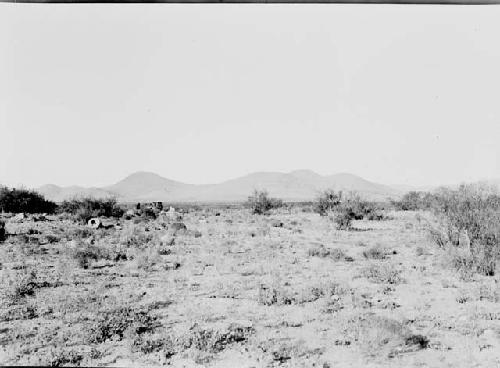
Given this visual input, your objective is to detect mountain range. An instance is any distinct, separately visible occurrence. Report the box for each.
[34,170,408,203]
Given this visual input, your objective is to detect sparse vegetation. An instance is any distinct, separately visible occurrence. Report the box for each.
[1,194,499,367]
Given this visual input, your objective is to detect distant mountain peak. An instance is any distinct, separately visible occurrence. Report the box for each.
[36,170,402,202]
[289,169,320,176]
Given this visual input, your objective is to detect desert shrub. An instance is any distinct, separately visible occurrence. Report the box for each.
[392,191,435,211]
[333,209,353,230]
[317,191,384,227]
[185,322,254,353]
[258,281,348,306]
[134,248,160,271]
[85,305,156,344]
[120,225,154,248]
[2,267,39,304]
[130,333,177,356]
[432,184,500,276]
[361,263,403,284]
[0,186,57,214]
[344,193,383,220]
[362,245,388,260]
[72,244,109,269]
[308,245,347,261]
[59,196,124,223]
[247,190,283,215]
[343,314,428,358]
[315,189,343,216]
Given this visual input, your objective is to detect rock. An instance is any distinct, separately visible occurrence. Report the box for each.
[12,213,25,222]
[87,218,102,229]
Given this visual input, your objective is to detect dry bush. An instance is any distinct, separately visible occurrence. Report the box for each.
[59,196,124,223]
[247,190,283,215]
[308,244,347,261]
[2,266,39,304]
[185,321,255,353]
[343,313,428,358]
[85,305,157,344]
[258,281,349,306]
[362,245,389,260]
[71,244,110,269]
[432,184,500,276]
[361,263,403,284]
[315,190,342,216]
[333,210,353,230]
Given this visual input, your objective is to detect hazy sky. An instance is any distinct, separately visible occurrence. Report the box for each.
[1,4,499,188]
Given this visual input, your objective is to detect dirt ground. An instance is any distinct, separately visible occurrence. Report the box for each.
[1,208,500,367]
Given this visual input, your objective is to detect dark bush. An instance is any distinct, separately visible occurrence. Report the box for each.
[0,187,57,214]
[392,191,435,211]
[59,196,124,223]
[247,190,283,215]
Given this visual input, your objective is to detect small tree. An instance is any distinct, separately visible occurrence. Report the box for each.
[247,190,283,215]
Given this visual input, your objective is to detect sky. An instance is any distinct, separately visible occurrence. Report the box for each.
[0,4,499,188]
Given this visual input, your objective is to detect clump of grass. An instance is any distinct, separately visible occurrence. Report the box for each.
[308,244,348,261]
[343,313,428,358]
[134,248,160,271]
[130,332,178,357]
[258,281,349,305]
[72,244,109,269]
[185,321,255,353]
[2,267,39,304]
[361,263,403,284]
[362,245,388,260]
[120,224,155,248]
